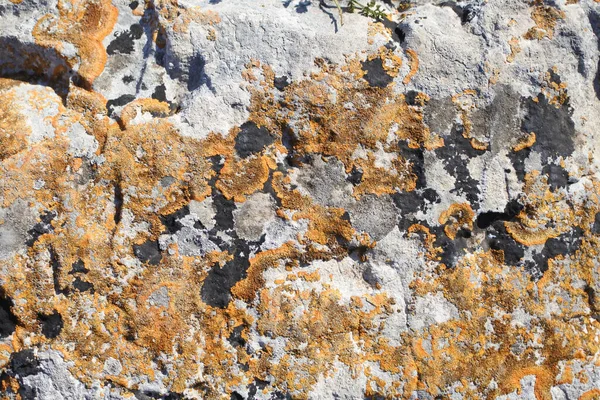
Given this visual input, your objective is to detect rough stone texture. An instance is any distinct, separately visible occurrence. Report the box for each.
[1,0,600,398]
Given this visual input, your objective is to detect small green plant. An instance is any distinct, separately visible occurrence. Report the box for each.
[332,0,389,25]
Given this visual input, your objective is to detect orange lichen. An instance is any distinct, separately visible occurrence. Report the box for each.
[438,203,475,240]
[507,37,522,63]
[512,132,536,152]
[403,49,419,85]
[32,0,119,85]
[524,4,565,40]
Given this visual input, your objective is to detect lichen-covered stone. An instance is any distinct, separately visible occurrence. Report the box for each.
[1,0,600,399]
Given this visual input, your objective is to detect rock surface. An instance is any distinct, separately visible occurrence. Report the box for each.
[1,0,600,398]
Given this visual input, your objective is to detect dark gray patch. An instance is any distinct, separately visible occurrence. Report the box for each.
[472,85,521,155]
[235,121,276,159]
[542,164,569,191]
[532,227,583,276]
[200,238,251,308]
[122,75,135,84]
[0,36,86,98]
[129,1,139,9]
[521,94,575,161]
[593,212,600,234]
[485,221,525,266]
[10,349,40,377]
[38,311,63,339]
[434,125,486,208]
[273,76,290,91]
[361,57,393,88]
[295,0,311,13]
[160,205,190,234]
[69,259,89,274]
[106,94,136,115]
[72,277,94,293]
[228,325,246,348]
[476,199,523,229]
[107,24,144,55]
[346,166,363,185]
[588,11,600,100]
[113,182,123,226]
[133,240,162,265]
[508,146,530,182]
[25,211,56,247]
[424,97,456,136]
[399,140,426,189]
[0,289,17,339]
[49,247,67,295]
[151,83,167,103]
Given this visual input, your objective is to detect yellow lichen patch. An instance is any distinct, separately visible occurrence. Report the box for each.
[0,85,31,160]
[581,389,600,400]
[542,67,570,107]
[512,132,536,152]
[438,203,475,240]
[216,154,273,202]
[403,49,419,85]
[231,243,299,303]
[353,154,417,198]
[507,37,522,63]
[524,4,565,40]
[245,55,442,181]
[250,282,400,398]
[32,0,118,85]
[505,171,573,246]
[401,248,600,399]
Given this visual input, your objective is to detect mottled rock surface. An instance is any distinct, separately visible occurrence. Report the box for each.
[1,0,600,398]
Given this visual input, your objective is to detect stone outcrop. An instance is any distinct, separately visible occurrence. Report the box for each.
[1,0,600,398]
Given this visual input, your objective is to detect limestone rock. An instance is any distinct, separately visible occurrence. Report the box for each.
[1,0,600,398]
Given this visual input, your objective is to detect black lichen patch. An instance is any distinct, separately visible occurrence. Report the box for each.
[434,126,486,208]
[346,166,363,186]
[10,349,40,377]
[532,227,583,276]
[228,325,246,348]
[542,164,569,191]
[361,57,393,88]
[133,240,162,265]
[129,1,139,9]
[508,146,530,182]
[521,94,575,161]
[107,23,144,55]
[274,76,290,91]
[69,259,89,274]
[122,75,135,84]
[588,11,600,101]
[151,83,167,103]
[107,94,136,115]
[200,238,251,308]
[399,140,426,189]
[0,289,17,339]
[25,210,56,247]
[38,311,63,339]
[485,222,525,267]
[476,200,523,229]
[235,121,276,159]
[160,205,190,234]
[73,277,94,293]
[592,212,600,235]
